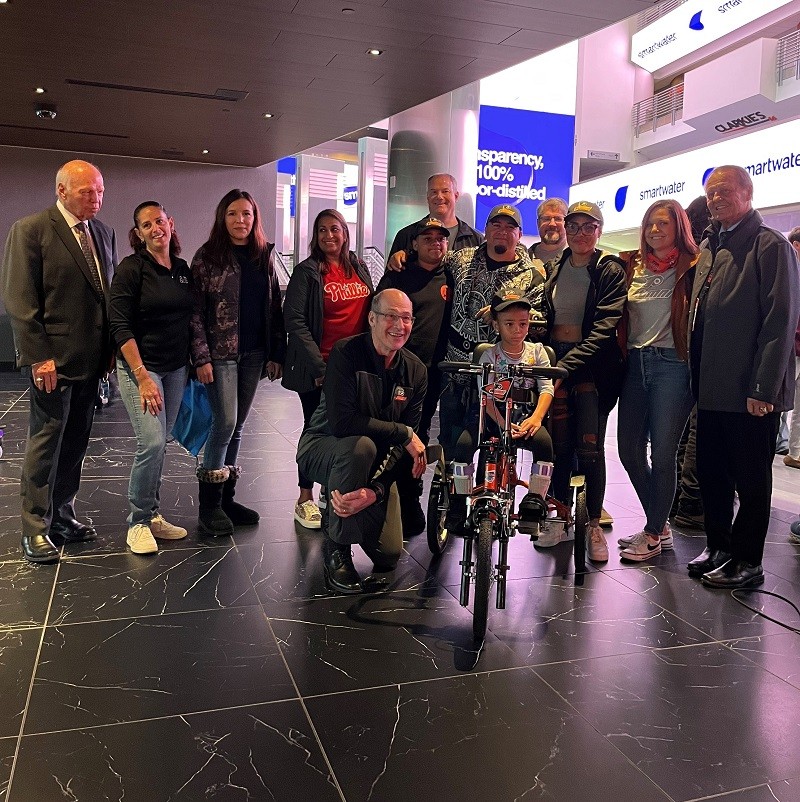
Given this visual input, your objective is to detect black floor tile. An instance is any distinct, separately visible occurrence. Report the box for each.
[12,701,341,802]
[24,607,295,734]
[267,588,523,696]
[701,778,800,801]
[0,628,40,738]
[0,561,55,629]
[449,570,712,665]
[305,670,672,802]
[0,737,13,800]
[607,565,797,640]
[535,643,800,801]
[49,547,260,625]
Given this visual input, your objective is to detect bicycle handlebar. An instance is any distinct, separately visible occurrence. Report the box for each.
[438,360,568,380]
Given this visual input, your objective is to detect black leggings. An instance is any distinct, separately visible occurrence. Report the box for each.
[297,387,323,490]
[548,346,609,519]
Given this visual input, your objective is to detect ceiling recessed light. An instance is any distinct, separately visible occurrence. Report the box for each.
[35,87,46,94]
[263,112,274,119]
[367,48,382,56]
[342,7,354,13]
[202,149,209,154]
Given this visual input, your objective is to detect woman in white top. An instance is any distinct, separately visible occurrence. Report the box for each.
[616,199,698,562]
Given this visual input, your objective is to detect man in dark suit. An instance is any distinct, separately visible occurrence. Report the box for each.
[1,160,117,563]
[687,165,800,588]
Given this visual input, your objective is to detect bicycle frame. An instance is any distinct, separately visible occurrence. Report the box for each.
[460,361,522,611]
[438,356,569,642]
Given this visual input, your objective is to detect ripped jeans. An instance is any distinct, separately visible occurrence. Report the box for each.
[548,341,609,520]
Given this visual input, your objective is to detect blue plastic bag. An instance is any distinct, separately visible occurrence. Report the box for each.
[171,379,212,457]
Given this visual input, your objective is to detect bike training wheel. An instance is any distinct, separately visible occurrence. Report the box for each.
[427,453,451,555]
[573,479,588,573]
[473,516,494,643]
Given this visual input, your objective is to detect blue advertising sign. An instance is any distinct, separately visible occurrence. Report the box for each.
[276,157,297,217]
[476,105,575,232]
[343,186,358,206]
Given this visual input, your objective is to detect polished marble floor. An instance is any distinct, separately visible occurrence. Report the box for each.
[0,374,799,801]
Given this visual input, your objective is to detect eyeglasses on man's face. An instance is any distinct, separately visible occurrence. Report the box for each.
[374,311,415,326]
[565,221,600,236]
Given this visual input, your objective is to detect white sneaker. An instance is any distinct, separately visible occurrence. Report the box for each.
[618,524,673,550]
[127,524,158,554]
[294,500,322,529]
[150,513,187,540]
[587,525,608,562]
[534,520,573,548]
[620,531,662,562]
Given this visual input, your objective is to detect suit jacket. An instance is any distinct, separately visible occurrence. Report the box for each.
[688,208,800,413]
[1,205,117,381]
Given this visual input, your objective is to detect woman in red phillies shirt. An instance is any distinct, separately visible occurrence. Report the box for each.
[283,209,373,528]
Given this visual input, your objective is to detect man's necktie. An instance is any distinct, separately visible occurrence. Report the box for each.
[75,222,104,296]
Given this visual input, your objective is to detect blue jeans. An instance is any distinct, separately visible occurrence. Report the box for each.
[203,351,264,469]
[617,347,693,535]
[118,362,187,526]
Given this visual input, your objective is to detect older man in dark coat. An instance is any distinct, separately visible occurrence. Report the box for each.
[687,165,800,587]
[1,160,117,563]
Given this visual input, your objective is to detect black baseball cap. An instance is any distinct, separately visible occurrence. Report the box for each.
[487,204,522,228]
[414,217,450,237]
[565,201,603,226]
[490,289,531,314]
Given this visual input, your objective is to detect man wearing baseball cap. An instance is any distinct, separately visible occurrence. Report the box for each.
[437,202,543,533]
[376,218,454,534]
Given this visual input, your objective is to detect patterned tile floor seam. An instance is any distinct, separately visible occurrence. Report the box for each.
[6,557,62,796]
[263,615,348,802]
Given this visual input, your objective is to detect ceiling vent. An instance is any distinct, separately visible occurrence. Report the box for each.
[66,79,248,102]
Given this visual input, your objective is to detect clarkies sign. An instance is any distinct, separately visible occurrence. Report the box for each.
[714,112,777,135]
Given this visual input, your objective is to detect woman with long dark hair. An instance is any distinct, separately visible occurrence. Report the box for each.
[110,202,193,554]
[190,189,286,535]
[616,199,698,561]
[283,209,372,528]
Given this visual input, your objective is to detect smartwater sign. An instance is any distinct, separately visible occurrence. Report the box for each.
[570,117,800,232]
[476,105,574,232]
[630,0,793,73]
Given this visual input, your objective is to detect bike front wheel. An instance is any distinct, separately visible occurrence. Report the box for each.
[473,516,494,643]
[427,452,451,555]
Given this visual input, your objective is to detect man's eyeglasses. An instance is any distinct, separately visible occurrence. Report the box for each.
[565,221,600,236]
[539,215,565,224]
[375,311,415,326]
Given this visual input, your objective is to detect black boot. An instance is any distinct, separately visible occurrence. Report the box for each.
[197,467,234,536]
[322,538,362,595]
[222,465,259,526]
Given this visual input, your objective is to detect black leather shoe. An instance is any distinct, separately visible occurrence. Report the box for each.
[701,560,764,588]
[49,518,97,543]
[687,547,731,577]
[21,534,59,564]
[400,499,426,537]
[322,540,363,595]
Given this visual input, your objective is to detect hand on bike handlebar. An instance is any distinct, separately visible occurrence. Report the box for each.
[405,432,427,478]
[512,416,542,439]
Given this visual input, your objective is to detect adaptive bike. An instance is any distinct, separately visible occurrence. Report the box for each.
[430,357,588,643]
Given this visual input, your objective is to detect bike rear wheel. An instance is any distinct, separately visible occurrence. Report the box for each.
[473,516,494,643]
[426,452,451,555]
